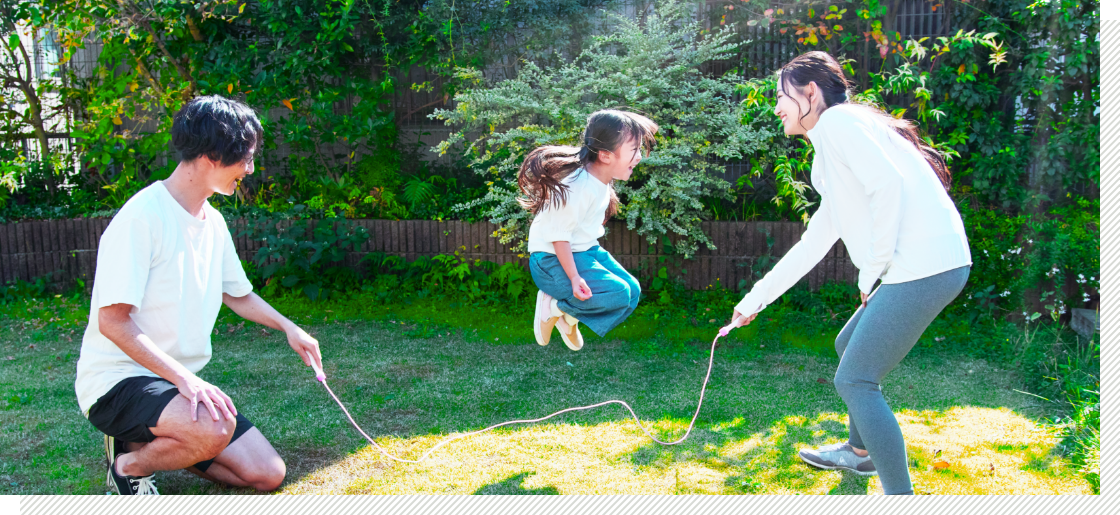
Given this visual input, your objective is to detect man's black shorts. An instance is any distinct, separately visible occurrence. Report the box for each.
[86,376,254,473]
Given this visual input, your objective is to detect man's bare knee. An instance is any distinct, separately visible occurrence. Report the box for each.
[186,415,237,459]
[245,457,286,491]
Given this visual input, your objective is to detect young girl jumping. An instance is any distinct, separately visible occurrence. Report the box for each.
[520,109,657,351]
[727,52,971,495]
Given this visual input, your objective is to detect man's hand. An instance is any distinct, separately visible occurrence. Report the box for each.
[571,276,592,301]
[730,309,758,328]
[860,291,869,308]
[173,372,237,422]
[222,293,324,375]
[286,325,323,373]
[98,303,235,422]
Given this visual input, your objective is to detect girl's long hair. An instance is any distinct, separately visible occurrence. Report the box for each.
[518,109,658,219]
[779,51,952,191]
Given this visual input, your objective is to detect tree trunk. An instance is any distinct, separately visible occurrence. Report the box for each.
[11,28,57,197]
[880,0,905,37]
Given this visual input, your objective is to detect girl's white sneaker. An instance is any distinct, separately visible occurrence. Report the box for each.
[534,290,558,346]
[555,312,583,351]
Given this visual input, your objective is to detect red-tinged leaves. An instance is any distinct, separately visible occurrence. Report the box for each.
[933,460,950,470]
[227,83,233,94]
[816,378,828,384]
[282,98,294,111]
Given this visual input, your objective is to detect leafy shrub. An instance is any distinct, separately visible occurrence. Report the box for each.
[433,0,774,257]
[360,249,533,306]
[239,208,369,300]
[1061,389,1100,493]
[1004,321,1099,491]
[0,276,50,305]
[954,196,1099,324]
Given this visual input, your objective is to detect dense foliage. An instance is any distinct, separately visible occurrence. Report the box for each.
[434,0,774,258]
[0,0,1100,309]
[0,0,1100,492]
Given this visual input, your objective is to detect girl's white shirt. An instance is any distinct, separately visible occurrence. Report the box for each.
[527,168,611,254]
[736,104,971,317]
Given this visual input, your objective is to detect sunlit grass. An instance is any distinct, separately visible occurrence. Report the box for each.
[0,295,1093,495]
[274,406,1089,495]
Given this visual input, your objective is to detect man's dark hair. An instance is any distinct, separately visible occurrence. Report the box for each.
[171,95,263,166]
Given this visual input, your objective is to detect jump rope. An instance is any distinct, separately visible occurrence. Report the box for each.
[307,325,736,464]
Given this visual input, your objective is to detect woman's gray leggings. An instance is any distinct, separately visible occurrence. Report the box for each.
[834,266,970,495]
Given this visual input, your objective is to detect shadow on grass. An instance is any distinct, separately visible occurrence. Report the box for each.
[472,472,559,495]
[27,318,1060,494]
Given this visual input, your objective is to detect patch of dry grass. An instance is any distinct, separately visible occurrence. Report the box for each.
[0,312,1092,495]
[276,406,1088,495]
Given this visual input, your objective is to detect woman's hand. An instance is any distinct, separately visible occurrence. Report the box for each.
[571,276,593,301]
[860,292,868,308]
[730,309,758,328]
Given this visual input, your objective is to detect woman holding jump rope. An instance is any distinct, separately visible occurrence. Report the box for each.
[727,52,971,495]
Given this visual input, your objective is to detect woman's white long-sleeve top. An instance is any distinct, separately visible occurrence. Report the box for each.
[735,104,972,317]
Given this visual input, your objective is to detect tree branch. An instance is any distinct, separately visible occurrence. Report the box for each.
[128,1,196,97]
[128,47,162,92]
[401,94,449,122]
[15,24,34,83]
[1,34,27,84]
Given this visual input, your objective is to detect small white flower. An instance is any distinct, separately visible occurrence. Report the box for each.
[1090,276,1095,281]
[1079,274,1085,279]
[1028,239,1033,244]
[1001,290,1010,297]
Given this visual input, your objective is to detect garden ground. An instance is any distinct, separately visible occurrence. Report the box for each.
[0,296,1093,495]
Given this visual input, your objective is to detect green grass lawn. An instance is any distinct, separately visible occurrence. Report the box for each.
[0,295,1093,495]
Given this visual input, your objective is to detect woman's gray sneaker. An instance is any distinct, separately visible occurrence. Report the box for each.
[798,442,877,476]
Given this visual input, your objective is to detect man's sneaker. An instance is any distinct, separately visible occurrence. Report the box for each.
[798,442,877,476]
[104,434,122,469]
[534,290,559,346]
[107,451,160,495]
[555,313,584,351]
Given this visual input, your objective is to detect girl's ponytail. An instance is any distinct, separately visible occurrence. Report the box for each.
[517,145,586,215]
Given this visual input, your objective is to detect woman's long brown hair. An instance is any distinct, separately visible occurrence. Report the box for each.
[779,51,952,191]
[518,109,658,220]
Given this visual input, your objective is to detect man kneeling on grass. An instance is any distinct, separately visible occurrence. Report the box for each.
[74,96,324,495]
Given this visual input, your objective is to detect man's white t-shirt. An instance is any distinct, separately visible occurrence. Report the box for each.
[526,169,611,254]
[75,181,254,414]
